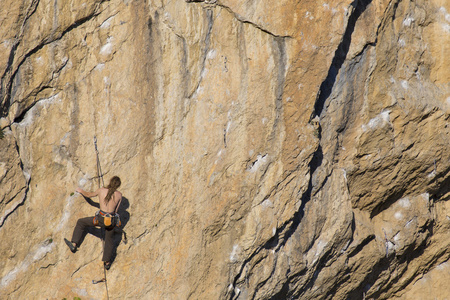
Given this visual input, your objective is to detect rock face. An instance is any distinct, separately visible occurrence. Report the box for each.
[1,0,449,299]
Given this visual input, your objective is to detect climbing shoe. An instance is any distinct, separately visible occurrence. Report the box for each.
[64,238,77,253]
[104,261,112,270]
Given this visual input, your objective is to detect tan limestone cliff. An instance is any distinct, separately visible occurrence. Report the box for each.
[0,0,449,299]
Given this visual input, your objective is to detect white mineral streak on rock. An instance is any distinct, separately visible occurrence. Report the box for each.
[362,110,391,131]
[230,244,240,262]
[56,193,77,231]
[1,1,449,299]
[399,197,411,208]
[402,16,414,27]
[248,154,268,173]
[1,241,54,289]
[100,37,113,55]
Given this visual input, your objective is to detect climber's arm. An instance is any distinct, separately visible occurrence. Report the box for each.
[76,187,99,198]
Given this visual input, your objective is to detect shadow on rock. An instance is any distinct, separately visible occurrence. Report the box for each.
[110,196,131,265]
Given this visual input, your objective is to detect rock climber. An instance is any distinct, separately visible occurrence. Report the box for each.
[64,176,122,270]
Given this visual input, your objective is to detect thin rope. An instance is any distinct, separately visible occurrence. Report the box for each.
[103,237,110,300]
[94,136,105,187]
[94,136,109,300]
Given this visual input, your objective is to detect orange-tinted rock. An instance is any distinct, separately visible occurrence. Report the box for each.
[0,0,449,299]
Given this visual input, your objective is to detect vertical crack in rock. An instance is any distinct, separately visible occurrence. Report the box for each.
[227,31,288,300]
[0,0,40,117]
[0,89,61,229]
[312,0,400,214]
[311,0,373,120]
[279,0,374,262]
[285,0,374,297]
[229,1,377,298]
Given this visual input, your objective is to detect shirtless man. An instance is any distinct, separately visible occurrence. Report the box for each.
[65,176,122,270]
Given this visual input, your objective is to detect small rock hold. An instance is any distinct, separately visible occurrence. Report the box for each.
[186,0,217,3]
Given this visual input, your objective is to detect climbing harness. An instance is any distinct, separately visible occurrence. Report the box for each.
[93,210,120,228]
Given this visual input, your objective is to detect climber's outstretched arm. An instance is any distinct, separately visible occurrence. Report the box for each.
[76,187,99,198]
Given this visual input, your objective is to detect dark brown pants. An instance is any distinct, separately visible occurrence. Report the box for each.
[71,216,114,262]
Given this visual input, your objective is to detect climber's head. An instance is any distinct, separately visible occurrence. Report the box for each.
[105,176,121,202]
[108,176,121,190]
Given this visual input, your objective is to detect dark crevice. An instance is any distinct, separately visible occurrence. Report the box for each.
[390,0,401,23]
[370,188,407,218]
[11,86,55,124]
[1,0,40,80]
[348,227,431,299]
[283,245,337,300]
[427,166,450,201]
[243,2,377,298]
[228,144,323,300]
[38,263,57,270]
[0,186,27,228]
[324,273,354,299]
[262,0,374,297]
[269,269,308,300]
[228,246,263,299]
[0,0,40,117]
[53,57,69,77]
[310,0,373,121]
[216,4,292,39]
[0,139,30,228]
[203,0,377,298]
[239,20,290,38]
[262,144,324,254]
[300,249,335,297]
[348,234,376,257]
[270,280,291,300]
[278,145,323,248]
[1,4,103,118]
[2,42,20,88]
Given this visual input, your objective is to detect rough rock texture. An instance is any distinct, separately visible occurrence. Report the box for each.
[0,0,449,299]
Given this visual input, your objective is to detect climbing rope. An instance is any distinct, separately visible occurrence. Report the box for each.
[94,136,105,188]
[94,136,109,300]
[103,256,110,300]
